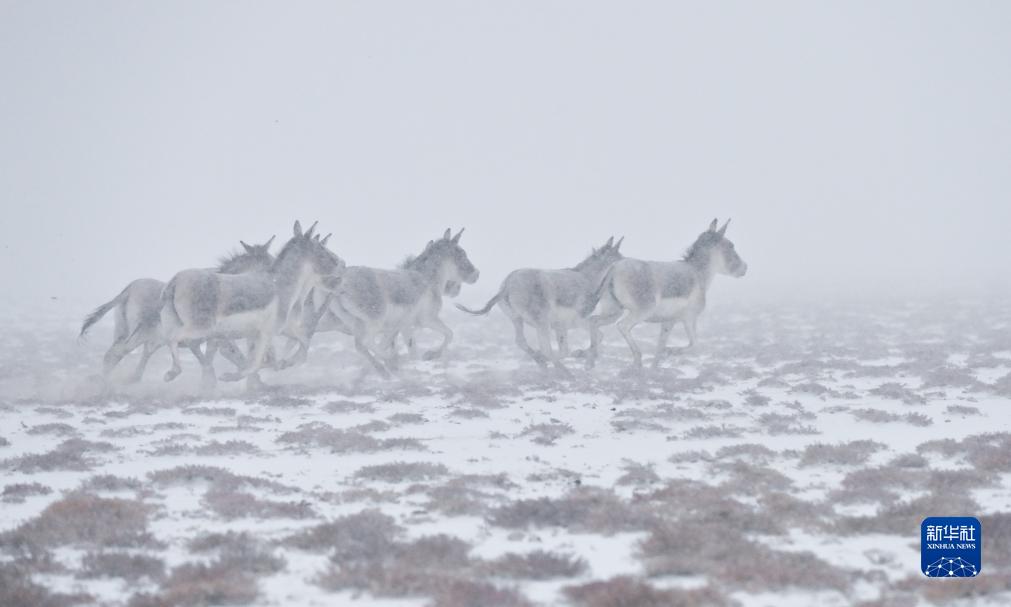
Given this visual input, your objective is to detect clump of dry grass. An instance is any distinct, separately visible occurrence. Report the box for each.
[946,404,981,416]
[616,461,660,486]
[0,492,154,555]
[147,465,295,494]
[317,533,530,607]
[520,421,574,445]
[188,531,286,575]
[193,440,262,456]
[683,424,744,439]
[27,422,78,436]
[758,412,818,435]
[800,440,886,466]
[128,559,259,607]
[78,552,165,581]
[0,561,92,607]
[205,487,315,520]
[284,510,401,557]
[917,432,1011,471]
[870,382,926,405]
[482,550,587,580]
[564,576,730,607]
[388,412,426,425]
[3,438,117,473]
[850,408,932,426]
[354,461,449,483]
[421,473,515,516]
[0,435,8,447]
[641,520,848,591]
[2,482,52,503]
[639,479,780,535]
[277,422,425,452]
[489,487,655,533]
[182,405,236,417]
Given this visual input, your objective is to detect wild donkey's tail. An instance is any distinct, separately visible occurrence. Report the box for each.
[582,266,616,317]
[455,291,503,316]
[79,287,129,338]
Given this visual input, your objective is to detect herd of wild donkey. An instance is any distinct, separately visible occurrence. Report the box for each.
[80,218,747,388]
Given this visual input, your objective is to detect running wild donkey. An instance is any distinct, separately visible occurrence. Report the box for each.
[79,237,276,383]
[329,228,479,378]
[457,236,624,374]
[587,219,747,369]
[160,221,345,389]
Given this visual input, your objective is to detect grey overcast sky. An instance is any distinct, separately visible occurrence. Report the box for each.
[1,1,1009,307]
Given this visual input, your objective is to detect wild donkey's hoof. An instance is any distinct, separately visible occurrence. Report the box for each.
[219,372,244,382]
[163,368,181,382]
[571,349,588,359]
[422,350,442,361]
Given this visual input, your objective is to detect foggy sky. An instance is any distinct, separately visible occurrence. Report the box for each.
[2,1,1009,309]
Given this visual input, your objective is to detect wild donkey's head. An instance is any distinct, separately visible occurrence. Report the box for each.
[276,220,346,290]
[684,218,747,278]
[575,236,624,275]
[411,228,479,292]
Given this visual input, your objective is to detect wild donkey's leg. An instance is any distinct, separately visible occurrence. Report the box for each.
[201,340,218,390]
[127,342,161,383]
[421,317,453,361]
[354,329,391,379]
[584,311,621,369]
[616,311,646,368]
[537,323,571,376]
[217,339,248,370]
[164,339,184,382]
[502,305,545,367]
[556,328,570,358]
[683,317,698,348]
[652,321,674,369]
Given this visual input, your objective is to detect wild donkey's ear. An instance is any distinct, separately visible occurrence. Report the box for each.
[708,218,719,232]
[321,233,332,246]
[717,218,730,237]
[452,228,464,243]
[293,220,303,237]
[443,228,452,240]
[264,235,276,248]
[240,240,254,253]
[605,236,614,248]
[305,221,319,238]
[615,236,624,251]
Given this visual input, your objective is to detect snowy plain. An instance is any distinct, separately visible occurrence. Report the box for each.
[2,294,1011,606]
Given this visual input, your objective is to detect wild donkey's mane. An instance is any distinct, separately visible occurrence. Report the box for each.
[217,248,273,273]
[682,231,720,265]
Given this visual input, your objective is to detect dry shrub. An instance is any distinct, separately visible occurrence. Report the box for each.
[27,422,78,436]
[193,440,262,456]
[79,552,165,581]
[354,461,449,483]
[0,492,153,555]
[564,576,729,607]
[129,560,258,607]
[3,438,117,472]
[80,474,144,493]
[147,465,294,494]
[683,424,744,439]
[422,473,515,517]
[758,412,818,435]
[800,440,886,466]
[0,561,92,607]
[641,520,848,591]
[277,422,424,452]
[482,550,586,580]
[715,443,780,463]
[285,510,401,556]
[639,479,780,535]
[616,461,660,486]
[520,422,574,445]
[203,487,315,520]
[318,533,530,607]
[488,487,654,533]
[2,482,52,503]
[188,531,285,575]
[870,382,926,405]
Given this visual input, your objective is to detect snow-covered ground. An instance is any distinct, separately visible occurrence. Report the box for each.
[2,295,1011,606]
